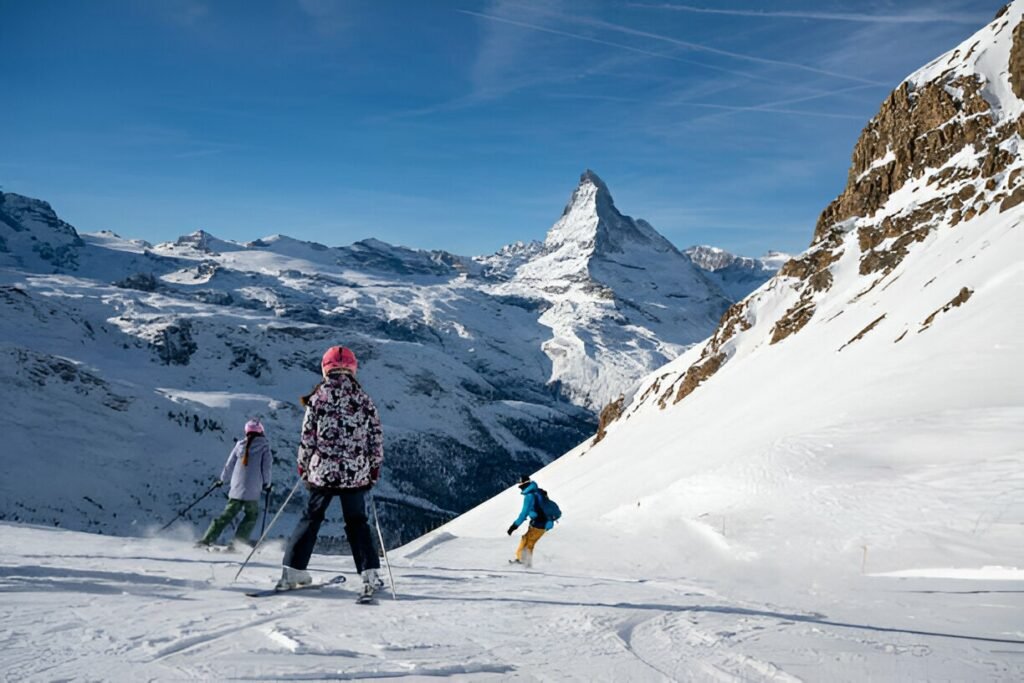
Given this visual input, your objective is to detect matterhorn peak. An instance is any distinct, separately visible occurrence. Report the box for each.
[557,169,615,222]
[545,170,676,257]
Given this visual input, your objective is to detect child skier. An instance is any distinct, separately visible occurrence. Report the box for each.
[197,419,272,549]
[277,345,385,601]
[507,475,559,567]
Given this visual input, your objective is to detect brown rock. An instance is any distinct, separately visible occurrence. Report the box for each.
[672,353,726,404]
[1001,185,1024,212]
[838,314,887,351]
[920,287,974,331]
[593,395,625,444]
[1011,15,1024,100]
[770,295,816,345]
[707,300,752,352]
[813,76,993,245]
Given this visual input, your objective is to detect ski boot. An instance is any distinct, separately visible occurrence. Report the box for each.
[362,568,385,589]
[275,566,313,591]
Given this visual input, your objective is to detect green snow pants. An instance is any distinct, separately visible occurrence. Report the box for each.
[200,498,259,545]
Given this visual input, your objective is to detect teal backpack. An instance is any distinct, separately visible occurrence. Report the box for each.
[536,489,562,524]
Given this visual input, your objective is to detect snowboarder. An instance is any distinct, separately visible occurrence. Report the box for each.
[277,345,385,601]
[507,475,560,567]
[196,419,273,549]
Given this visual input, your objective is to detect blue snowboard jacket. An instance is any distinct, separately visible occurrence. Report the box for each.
[513,482,554,530]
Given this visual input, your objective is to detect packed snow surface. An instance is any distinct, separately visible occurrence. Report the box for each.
[1,519,1021,681]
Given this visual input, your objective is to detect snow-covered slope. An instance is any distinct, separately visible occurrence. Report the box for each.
[0,173,746,544]
[685,245,790,300]
[411,3,1024,676]
[450,0,1024,587]
[2,521,1021,680]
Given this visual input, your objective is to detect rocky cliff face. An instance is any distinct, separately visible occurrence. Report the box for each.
[0,193,84,269]
[612,1,1024,417]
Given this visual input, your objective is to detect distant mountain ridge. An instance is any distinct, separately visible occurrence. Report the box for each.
[0,172,773,544]
[684,245,789,301]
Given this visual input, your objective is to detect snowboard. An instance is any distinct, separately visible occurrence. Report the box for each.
[245,574,346,598]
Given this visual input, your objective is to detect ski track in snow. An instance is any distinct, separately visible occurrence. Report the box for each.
[1,524,1022,681]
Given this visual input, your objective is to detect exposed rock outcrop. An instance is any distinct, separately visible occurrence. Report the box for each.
[1011,14,1024,99]
[593,395,625,445]
[642,3,1024,409]
[920,287,974,331]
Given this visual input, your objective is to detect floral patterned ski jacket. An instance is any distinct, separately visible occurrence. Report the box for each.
[297,372,384,490]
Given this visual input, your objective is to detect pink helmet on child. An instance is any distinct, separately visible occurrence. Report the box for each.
[321,346,358,377]
[244,419,264,435]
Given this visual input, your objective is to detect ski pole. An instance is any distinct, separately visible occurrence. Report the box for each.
[234,478,302,582]
[370,494,397,600]
[260,486,272,537]
[159,481,221,532]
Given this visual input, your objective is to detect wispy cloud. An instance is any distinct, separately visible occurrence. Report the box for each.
[375,48,636,121]
[117,124,243,160]
[682,83,881,123]
[628,4,989,25]
[425,6,893,129]
[458,9,817,86]
[564,14,887,86]
[544,93,643,103]
[297,0,349,36]
[682,103,864,120]
[154,0,209,28]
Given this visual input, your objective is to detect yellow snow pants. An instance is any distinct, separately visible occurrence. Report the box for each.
[515,526,546,560]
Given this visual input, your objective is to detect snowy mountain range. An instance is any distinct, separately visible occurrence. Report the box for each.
[684,244,790,300]
[2,4,1023,680]
[0,171,767,544]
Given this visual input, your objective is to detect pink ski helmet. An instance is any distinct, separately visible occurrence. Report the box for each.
[244,419,264,435]
[321,345,358,377]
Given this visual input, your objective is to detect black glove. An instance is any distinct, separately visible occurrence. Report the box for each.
[507,523,518,536]
[214,480,224,488]
[263,483,272,493]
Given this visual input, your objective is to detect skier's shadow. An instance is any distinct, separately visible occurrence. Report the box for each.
[391,593,1024,646]
[0,565,206,600]
[20,553,278,570]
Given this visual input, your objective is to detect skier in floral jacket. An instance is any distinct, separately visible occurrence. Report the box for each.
[278,346,385,599]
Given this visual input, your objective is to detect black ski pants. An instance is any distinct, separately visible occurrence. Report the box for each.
[283,485,380,573]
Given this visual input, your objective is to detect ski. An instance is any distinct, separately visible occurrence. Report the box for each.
[245,574,346,598]
[206,544,238,553]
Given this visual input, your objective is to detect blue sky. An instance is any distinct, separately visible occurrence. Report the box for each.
[0,0,998,257]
